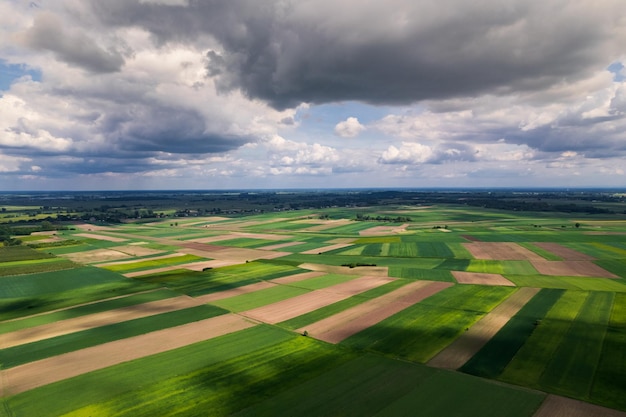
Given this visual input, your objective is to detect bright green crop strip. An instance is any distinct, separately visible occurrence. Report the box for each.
[466,259,505,274]
[0,304,228,368]
[499,290,588,386]
[102,254,206,272]
[5,325,297,417]
[211,285,310,312]
[0,289,176,334]
[280,280,409,330]
[289,273,357,290]
[342,286,515,363]
[591,293,626,411]
[538,291,614,399]
[460,288,564,379]
[388,267,455,282]
[375,370,544,417]
[0,257,65,267]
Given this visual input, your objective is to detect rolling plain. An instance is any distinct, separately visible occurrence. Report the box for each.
[2,191,626,416]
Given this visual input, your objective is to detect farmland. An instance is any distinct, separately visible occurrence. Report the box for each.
[1,189,626,416]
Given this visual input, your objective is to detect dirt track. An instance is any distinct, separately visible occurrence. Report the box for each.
[3,314,255,395]
[427,287,539,369]
[298,280,453,343]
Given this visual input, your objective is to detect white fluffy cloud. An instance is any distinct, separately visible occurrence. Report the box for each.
[334,117,365,138]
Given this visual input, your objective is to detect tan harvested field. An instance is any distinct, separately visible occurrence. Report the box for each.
[0,296,203,349]
[194,281,278,303]
[532,242,595,260]
[242,276,396,324]
[269,271,327,284]
[427,287,540,369]
[258,241,305,250]
[60,248,132,263]
[4,314,255,396]
[297,219,353,232]
[299,262,389,276]
[73,233,128,242]
[463,242,545,260]
[451,271,515,286]
[530,260,619,278]
[533,395,626,417]
[359,224,410,236]
[298,281,453,344]
[72,223,118,232]
[301,243,354,254]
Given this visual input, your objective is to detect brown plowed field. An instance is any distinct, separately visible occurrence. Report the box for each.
[194,281,277,303]
[463,242,545,260]
[297,281,453,344]
[451,271,515,286]
[299,263,389,276]
[427,287,539,369]
[4,314,255,396]
[530,260,619,278]
[533,395,626,417]
[532,242,595,260]
[1,296,203,349]
[242,276,395,324]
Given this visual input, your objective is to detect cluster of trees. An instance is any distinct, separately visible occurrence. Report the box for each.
[354,214,412,222]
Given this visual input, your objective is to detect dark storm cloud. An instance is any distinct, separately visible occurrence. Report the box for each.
[88,0,623,109]
[21,12,124,73]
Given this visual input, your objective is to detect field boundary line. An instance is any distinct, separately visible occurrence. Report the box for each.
[4,314,256,396]
[427,287,540,370]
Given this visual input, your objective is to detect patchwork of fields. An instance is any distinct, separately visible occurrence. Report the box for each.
[2,205,626,416]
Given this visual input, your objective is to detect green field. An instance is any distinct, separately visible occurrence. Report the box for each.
[3,200,626,415]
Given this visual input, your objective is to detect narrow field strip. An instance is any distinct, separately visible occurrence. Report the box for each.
[258,241,306,251]
[0,288,174,333]
[1,296,204,349]
[96,252,182,267]
[194,281,277,303]
[269,271,327,284]
[242,276,396,324]
[73,233,127,242]
[533,394,626,417]
[299,262,389,276]
[463,242,545,260]
[3,314,255,396]
[451,270,515,286]
[300,243,354,254]
[298,281,453,344]
[427,287,540,369]
[533,242,595,261]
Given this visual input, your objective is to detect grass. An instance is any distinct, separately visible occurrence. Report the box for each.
[280,280,410,330]
[101,254,207,273]
[459,288,564,379]
[210,285,311,312]
[6,327,353,417]
[0,288,177,334]
[287,273,358,290]
[342,285,515,363]
[388,267,455,282]
[0,246,56,262]
[0,304,228,368]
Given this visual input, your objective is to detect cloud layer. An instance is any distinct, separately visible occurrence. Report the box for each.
[0,0,625,189]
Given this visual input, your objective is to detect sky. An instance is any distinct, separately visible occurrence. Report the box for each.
[1,0,625,191]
